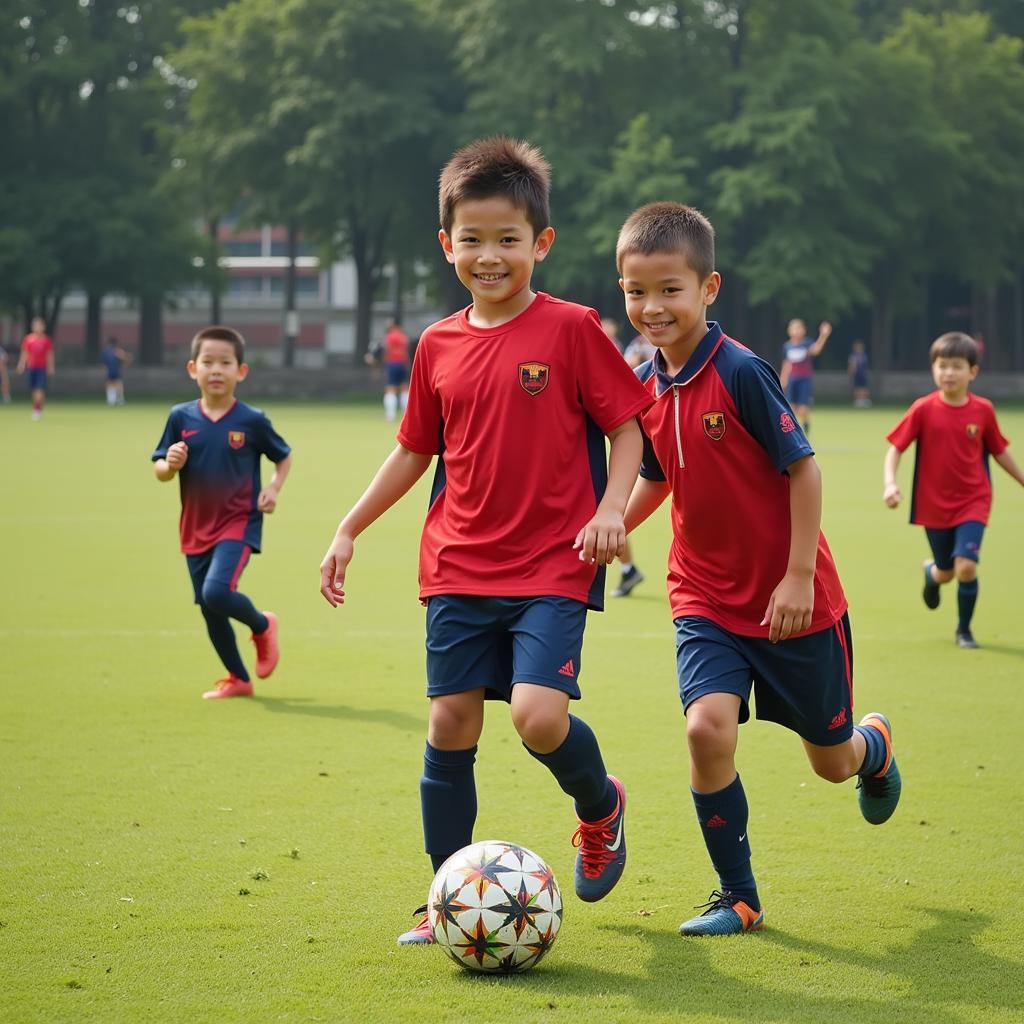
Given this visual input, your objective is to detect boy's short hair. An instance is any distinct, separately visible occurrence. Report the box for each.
[439,136,551,238]
[191,325,246,362]
[929,331,978,366]
[616,202,715,279]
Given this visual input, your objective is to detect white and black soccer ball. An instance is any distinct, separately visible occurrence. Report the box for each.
[427,840,563,974]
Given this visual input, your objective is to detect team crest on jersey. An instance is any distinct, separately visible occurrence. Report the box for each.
[702,411,726,441]
[518,362,550,395]
[966,423,979,438]
[228,431,246,449]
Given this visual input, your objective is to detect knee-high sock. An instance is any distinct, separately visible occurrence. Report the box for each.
[525,715,616,822]
[691,774,759,910]
[855,722,887,776]
[958,579,979,632]
[200,605,249,681]
[201,580,267,634]
[421,743,477,872]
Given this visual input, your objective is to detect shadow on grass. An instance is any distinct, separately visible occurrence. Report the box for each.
[442,907,1021,1024]
[256,695,423,731]
[972,643,1024,660]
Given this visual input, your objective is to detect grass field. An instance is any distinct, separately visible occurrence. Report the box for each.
[2,396,1023,1024]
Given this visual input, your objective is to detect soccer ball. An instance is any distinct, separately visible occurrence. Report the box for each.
[427,839,563,974]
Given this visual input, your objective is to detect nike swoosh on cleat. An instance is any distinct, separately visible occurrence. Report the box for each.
[605,819,624,852]
[738,833,746,842]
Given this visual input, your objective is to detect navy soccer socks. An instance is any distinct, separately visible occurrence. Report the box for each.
[854,720,887,777]
[691,774,759,911]
[957,579,979,633]
[525,714,617,822]
[202,580,267,634]
[200,605,249,681]
[420,742,478,872]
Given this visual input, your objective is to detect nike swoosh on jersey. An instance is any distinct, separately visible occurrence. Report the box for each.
[181,429,200,438]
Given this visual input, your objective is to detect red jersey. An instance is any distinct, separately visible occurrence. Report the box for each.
[397,292,653,608]
[637,323,848,637]
[384,327,409,364]
[21,333,53,369]
[886,391,1008,528]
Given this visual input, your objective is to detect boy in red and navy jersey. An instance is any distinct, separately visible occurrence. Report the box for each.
[319,138,652,945]
[617,203,900,937]
[884,332,1024,648]
[16,317,55,420]
[153,326,292,700]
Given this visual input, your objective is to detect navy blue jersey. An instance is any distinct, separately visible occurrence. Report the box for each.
[102,347,123,376]
[152,399,291,554]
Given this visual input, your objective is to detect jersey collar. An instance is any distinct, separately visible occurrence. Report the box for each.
[653,322,724,396]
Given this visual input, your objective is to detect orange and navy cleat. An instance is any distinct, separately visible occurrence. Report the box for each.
[679,890,765,936]
[856,712,902,824]
[202,675,254,700]
[572,775,627,902]
[397,905,434,946]
[252,611,279,678]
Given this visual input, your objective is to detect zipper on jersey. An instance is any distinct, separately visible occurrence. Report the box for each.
[673,386,685,467]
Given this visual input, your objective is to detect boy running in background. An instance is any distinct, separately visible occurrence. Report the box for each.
[883,332,1024,648]
[153,326,292,699]
[618,202,900,937]
[319,137,652,944]
[17,317,54,421]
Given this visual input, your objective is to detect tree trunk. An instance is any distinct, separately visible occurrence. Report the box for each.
[139,293,163,366]
[870,289,893,375]
[208,216,221,325]
[1012,268,1023,373]
[281,220,298,367]
[354,248,376,364]
[391,263,403,324]
[85,291,102,363]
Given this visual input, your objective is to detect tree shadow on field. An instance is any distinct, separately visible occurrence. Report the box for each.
[256,695,423,731]
[445,908,1021,1024]
[973,643,1024,660]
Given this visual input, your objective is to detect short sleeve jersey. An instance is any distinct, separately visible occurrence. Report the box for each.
[101,346,123,375]
[384,327,409,365]
[886,391,1008,528]
[21,334,53,369]
[151,399,291,555]
[638,323,847,637]
[783,336,814,379]
[397,292,653,609]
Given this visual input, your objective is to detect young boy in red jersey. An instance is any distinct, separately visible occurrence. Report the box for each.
[153,326,292,699]
[883,332,1024,648]
[319,137,652,945]
[17,317,55,420]
[617,202,900,937]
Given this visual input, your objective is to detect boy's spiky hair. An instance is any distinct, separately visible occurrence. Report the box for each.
[191,325,246,362]
[439,136,551,237]
[616,201,715,279]
[929,331,978,366]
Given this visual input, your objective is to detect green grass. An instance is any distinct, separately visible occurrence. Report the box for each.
[2,397,1023,1024]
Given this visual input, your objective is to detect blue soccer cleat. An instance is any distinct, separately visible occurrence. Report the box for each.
[857,712,902,825]
[572,775,626,902]
[955,630,980,649]
[679,890,765,936]
[922,561,940,610]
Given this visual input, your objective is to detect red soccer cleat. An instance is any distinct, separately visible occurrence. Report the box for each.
[397,905,434,946]
[202,675,254,700]
[251,612,279,679]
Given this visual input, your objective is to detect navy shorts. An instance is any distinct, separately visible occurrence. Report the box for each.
[925,520,985,569]
[385,361,408,387]
[786,376,813,407]
[27,368,47,391]
[425,595,587,702]
[674,613,855,746]
[186,540,253,604]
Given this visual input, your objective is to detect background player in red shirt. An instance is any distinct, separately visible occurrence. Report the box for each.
[319,137,652,945]
[16,317,55,420]
[617,202,900,937]
[884,332,1024,648]
[153,326,292,699]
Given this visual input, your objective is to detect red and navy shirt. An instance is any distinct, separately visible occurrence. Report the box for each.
[151,399,291,555]
[21,333,53,369]
[886,391,1009,528]
[397,292,653,609]
[638,323,847,637]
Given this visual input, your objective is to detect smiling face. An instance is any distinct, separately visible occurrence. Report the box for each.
[619,250,721,372]
[188,338,248,404]
[931,356,977,403]
[439,196,555,326]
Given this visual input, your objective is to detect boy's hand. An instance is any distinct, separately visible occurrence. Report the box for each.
[761,571,814,643]
[166,441,188,472]
[319,534,354,606]
[573,509,626,566]
[818,321,832,339]
[883,482,902,508]
[257,485,279,513]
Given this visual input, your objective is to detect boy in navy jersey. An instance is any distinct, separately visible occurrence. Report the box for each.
[153,326,292,699]
[884,332,1024,648]
[319,137,652,944]
[617,203,900,937]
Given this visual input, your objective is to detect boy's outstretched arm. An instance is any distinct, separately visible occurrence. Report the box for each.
[762,454,820,643]
[779,361,792,389]
[883,444,903,507]
[994,448,1024,488]
[574,417,643,566]
[809,320,832,357]
[623,477,670,534]
[258,454,292,513]
[319,444,432,606]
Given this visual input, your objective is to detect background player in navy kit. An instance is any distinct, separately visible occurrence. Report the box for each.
[616,203,900,937]
[102,336,132,406]
[153,326,292,700]
[779,317,831,433]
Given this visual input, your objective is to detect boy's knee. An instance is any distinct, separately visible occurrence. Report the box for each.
[954,558,977,582]
[511,705,566,753]
[686,714,735,761]
[428,699,481,749]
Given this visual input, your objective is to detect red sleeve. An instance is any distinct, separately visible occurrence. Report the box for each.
[886,401,922,452]
[983,403,1009,456]
[396,334,441,454]
[574,310,653,433]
